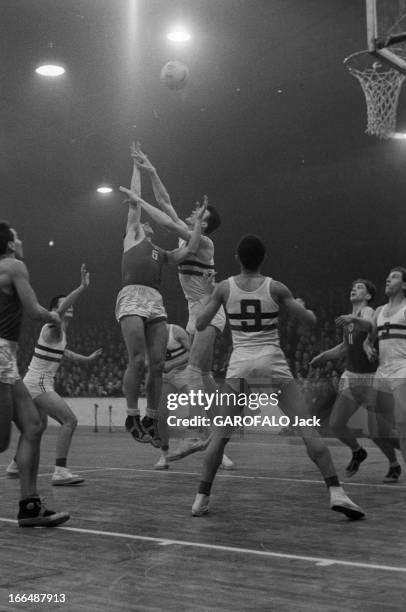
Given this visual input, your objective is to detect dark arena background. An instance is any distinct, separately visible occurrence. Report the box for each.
[1,1,406,611]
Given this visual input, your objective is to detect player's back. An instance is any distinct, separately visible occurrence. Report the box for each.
[226,276,280,352]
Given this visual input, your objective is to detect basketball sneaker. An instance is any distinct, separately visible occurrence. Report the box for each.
[383,465,401,483]
[18,497,70,527]
[192,493,210,516]
[52,467,85,486]
[220,454,234,470]
[167,437,207,462]
[154,455,169,470]
[125,414,151,443]
[141,416,161,448]
[345,447,367,477]
[329,488,365,520]
[6,459,19,479]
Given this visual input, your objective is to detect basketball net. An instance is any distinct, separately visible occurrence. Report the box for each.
[345,55,405,138]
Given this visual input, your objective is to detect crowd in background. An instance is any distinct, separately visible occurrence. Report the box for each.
[16,287,349,419]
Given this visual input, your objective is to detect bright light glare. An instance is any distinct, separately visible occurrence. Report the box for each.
[167,30,191,42]
[49,240,54,247]
[35,64,65,77]
[391,132,406,139]
[97,186,113,194]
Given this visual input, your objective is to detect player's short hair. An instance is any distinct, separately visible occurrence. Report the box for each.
[390,267,406,283]
[49,294,66,311]
[0,221,14,256]
[205,205,221,235]
[237,235,266,271]
[352,278,376,303]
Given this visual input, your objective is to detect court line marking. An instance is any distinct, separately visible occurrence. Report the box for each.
[66,466,406,490]
[0,517,405,574]
[1,464,404,489]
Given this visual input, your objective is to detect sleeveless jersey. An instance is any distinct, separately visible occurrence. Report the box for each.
[165,324,188,371]
[344,310,377,374]
[226,276,280,350]
[26,325,66,379]
[0,287,23,341]
[377,304,406,365]
[178,237,215,301]
[122,238,166,292]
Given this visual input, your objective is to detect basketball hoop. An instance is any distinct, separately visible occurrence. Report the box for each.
[344,50,405,138]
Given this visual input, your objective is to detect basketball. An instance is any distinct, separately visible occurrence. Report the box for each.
[160,60,189,91]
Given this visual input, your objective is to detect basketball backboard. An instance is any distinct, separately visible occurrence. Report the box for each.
[366,0,406,73]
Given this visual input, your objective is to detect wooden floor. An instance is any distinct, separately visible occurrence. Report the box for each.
[0,428,405,612]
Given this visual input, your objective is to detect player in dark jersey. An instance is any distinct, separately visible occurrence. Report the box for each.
[123,146,233,468]
[310,280,400,482]
[0,221,69,527]
[191,235,365,520]
[117,149,206,447]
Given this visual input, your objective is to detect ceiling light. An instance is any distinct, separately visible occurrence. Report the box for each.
[167,31,191,42]
[97,186,113,194]
[35,64,65,77]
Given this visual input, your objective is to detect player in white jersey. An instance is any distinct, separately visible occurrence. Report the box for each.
[191,235,365,520]
[6,265,102,485]
[154,323,233,470]
[154,323,190,470]
[125,147,233,466]
[364,267,406,472]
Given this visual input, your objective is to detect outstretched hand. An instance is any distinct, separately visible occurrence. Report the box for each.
[80,263,90,288]
[119,186,142,204]
[195,199,208,221]
[89,348,103,360]
[335,314,353,327]
[130,141,155,173]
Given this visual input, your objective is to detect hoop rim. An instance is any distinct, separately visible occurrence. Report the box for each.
[343,49,372,68]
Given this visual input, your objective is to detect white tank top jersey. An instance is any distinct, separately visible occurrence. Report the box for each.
[165,324,188,371]
[26,324,67,379]
[177,237,216,301]
[377,304,406,365]
[226,276,280,350]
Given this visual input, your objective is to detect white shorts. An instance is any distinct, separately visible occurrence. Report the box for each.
[339,370,375,397]
[226,346,292,391]
[373,364,406,393]
[23,373,55,399]
[115,285,167,324]
[0,337,19,385]
[163,366,189,391]
[186,296,226,335]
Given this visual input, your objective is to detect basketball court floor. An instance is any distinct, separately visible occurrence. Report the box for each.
[1,427,405,611]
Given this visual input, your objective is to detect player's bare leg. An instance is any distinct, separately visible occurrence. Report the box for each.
[121,315,150,442]
[144,319,168,447]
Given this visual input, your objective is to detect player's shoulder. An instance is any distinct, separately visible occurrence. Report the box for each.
[360,305,375,319]
[0,257,27,277]
[269,278,290,299]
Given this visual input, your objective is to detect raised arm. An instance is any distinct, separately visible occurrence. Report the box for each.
[196,281,229,331]
[56,264,90,317]
[10,260,60,325]
[131,145,182,224]
[272,282,317,327]
[119,186,191,241]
